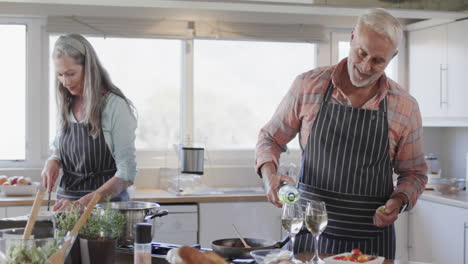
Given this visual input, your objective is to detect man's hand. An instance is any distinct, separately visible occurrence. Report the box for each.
[261,162,296,208]
[41,159,60,193]
[373,198,403,227]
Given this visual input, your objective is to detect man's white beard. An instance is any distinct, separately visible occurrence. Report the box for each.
[347,59,382,88]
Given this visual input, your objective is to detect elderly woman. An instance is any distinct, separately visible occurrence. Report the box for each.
[41,34,137,210]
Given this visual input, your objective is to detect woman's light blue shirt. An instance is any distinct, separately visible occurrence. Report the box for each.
[49,93,137,182]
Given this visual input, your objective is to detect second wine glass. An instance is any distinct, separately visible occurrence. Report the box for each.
[281,202,304,263]
[305,201,328,264]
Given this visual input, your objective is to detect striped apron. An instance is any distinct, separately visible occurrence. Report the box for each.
[293,81,396,259]
[57,122,129,201]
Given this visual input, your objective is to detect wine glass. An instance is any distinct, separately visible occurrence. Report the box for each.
[305,201,328,264]
[281,202,304,263]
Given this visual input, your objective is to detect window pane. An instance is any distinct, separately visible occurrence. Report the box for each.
[338,41,397,81]
[50,36,181,149]
[0,25,26,160]
[194,40,316,150]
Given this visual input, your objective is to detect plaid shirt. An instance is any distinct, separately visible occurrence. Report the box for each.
[255,58,427,209]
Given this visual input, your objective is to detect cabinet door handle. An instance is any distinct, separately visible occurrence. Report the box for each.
[440,64,448,108]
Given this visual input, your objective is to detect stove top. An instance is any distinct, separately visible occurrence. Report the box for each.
[117,242,255,264]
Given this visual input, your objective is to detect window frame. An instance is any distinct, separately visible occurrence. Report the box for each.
[0,18,315,169]
[0,17,48,168]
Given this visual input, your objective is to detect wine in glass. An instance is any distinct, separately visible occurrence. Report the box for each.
[305,201,328,264]
[281,202,304,263]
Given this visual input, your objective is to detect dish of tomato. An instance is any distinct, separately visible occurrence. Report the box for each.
[323,249,384,264]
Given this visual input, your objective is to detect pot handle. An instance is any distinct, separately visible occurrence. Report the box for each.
[144,210,169,221]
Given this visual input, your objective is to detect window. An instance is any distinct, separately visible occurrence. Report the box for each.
[49,36,181,150]
[193,40,317,150]
[0,25,26,160]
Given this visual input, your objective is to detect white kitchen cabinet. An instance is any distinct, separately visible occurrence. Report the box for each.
[6,206,32,218]
[446,20,468,119]
[395,212,409,263]
[409,199,467,264]
[199,201,282,248]
[409,23,447,119]
[4,206,48,218]
[409,20,468,126]
[152,204,198,246]
[0,207,6,219]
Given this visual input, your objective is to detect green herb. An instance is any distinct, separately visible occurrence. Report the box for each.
[80,198,126,240]
[55,202,81,233]
[378,205,386,214]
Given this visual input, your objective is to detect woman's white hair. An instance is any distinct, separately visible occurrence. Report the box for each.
[356,8,403,48]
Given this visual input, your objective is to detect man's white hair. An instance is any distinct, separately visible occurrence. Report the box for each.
[356,8,403,48]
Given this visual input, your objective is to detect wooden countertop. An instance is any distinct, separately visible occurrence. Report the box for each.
[0,188,267,207]
[1,188,466,210]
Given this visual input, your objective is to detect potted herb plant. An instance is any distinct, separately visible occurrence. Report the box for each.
[54,202,82,264]
[79,200,126,264]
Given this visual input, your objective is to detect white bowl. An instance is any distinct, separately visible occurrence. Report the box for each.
[0,182,40,196]
[249,249,293,264]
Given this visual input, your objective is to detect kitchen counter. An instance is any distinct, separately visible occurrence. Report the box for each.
[420,190,468,209]
[1,188,466,209]
[0,188,267,207]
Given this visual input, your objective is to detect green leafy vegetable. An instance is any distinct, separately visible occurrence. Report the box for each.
[5,240,59,264]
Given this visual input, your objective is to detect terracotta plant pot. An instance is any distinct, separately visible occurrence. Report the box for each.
[79,238,117,264]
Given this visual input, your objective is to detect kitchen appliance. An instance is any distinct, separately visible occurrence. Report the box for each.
[425,153,442,190]
[167,140,210,196]
[95,201,168,246]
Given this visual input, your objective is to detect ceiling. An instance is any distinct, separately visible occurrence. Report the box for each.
[0,0,467,29]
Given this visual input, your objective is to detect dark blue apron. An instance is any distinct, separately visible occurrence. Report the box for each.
[294,81,396,259]
[57,122,128,201]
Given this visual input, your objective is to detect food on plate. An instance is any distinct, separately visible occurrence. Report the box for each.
[0,176,32,186]
[331,249,378,263]
[166,246,228,264]
[0,175,8,185]
[5,241,59,264]
[17,176,32,185]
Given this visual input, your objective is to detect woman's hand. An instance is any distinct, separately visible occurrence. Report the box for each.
[53,199,73,211]
[41,159,60,193]
[261,162,296,208]
[53,192,101,211]
[77,192,103,208]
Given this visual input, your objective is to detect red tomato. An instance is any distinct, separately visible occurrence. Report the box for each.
[351,249,362,256]
[9,176,19,185]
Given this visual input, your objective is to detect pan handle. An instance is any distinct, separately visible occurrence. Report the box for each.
[274,228,309,248]
[274,235,291,248]
[144,210,169,221]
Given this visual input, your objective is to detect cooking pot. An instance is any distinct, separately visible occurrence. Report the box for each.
[95,201,168,246]
[211,236,290,259]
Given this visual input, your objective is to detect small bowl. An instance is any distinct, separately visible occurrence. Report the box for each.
[250,249,293,264]
[430,178,465,195]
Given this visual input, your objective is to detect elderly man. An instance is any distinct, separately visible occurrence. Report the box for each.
[255,8,427,259]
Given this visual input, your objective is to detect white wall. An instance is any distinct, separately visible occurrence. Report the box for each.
[423,127,468,179]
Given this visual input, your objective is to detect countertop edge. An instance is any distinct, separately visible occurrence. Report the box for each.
[420,191,468,209]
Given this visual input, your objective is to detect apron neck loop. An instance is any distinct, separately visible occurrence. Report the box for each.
[323,81,334,103]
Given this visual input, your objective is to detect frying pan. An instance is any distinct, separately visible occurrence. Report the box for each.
[211,236,290,259]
